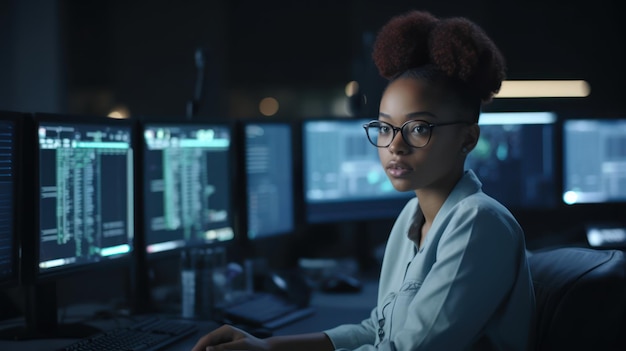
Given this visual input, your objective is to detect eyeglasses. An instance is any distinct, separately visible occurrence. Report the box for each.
[363,119,472,148]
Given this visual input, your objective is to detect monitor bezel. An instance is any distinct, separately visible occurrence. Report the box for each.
[137,116,239,260]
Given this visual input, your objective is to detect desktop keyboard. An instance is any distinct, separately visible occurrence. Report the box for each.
[221,292,315,329]
[56,316,202,351]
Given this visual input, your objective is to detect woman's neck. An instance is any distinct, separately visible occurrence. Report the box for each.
[415,189,447,224]
[415,170,464,224]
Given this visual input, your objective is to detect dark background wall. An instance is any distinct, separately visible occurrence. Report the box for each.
[1,0,624,119]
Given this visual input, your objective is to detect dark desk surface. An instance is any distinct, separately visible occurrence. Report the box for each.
[0,280,377,351]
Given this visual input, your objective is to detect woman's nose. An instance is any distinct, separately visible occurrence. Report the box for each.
[387,132,410,154]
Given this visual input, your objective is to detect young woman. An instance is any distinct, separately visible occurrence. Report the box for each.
[192,9,535,351]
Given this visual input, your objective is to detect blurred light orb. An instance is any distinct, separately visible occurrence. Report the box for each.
[259,97,279,116]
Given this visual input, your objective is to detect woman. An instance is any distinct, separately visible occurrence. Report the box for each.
[192,9,535,351]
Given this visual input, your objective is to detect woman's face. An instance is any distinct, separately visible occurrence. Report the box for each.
[377,77,475,193]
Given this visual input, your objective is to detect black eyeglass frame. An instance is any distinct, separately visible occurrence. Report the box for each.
[362,119,473,148]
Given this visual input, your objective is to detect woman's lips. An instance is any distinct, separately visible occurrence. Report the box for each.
[387,161,413,177]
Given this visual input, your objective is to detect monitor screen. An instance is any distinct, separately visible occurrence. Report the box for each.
[465,112,558,210]
[36,116,135,276]
[302,118,413,223]
[243,121,294,240]
[562,118,626,205]
[0,113,19,286]
[142,121,235,255]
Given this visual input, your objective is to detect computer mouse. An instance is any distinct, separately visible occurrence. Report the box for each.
[320,273,362,293]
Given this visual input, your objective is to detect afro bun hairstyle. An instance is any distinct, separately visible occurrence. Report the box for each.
[372,10,506,103]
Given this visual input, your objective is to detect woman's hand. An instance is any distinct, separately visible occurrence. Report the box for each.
[191,324,271,351]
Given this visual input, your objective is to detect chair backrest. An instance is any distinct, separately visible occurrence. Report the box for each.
[528,247,626,351]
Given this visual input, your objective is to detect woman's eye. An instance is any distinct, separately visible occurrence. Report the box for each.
[379,125,391,133]
[411,124,429,134]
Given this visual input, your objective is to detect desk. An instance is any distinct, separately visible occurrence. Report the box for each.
[0,280,377,350]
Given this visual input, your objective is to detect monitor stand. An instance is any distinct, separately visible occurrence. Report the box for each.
[0,282,102,340]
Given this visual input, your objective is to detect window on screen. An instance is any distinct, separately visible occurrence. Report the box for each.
[37,121,134,272]
[563,118,626,205]
[465,112,558,210]
[142,123,234,254]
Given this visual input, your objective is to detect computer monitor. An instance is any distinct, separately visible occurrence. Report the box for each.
[34,114,136,277]
[562,117,626,205]
[0,112,22,288]
[8,113,138,339]
[465,111,558,210]
[141,120,235,256]
[302,118,414,223]
[240,119,295,241]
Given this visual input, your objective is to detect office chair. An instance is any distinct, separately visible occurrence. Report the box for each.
[527,246,626,351]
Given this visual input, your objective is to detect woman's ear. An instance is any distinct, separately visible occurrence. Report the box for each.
[462,124,480,153]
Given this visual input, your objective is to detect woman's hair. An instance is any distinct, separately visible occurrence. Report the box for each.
[372,10,506,119]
